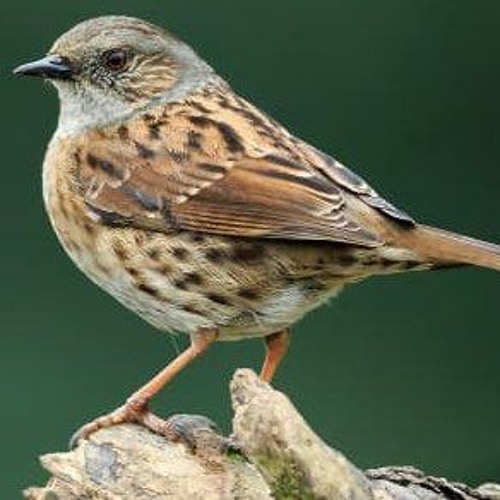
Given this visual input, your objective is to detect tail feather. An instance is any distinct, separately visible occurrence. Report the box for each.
[394,224,500,271]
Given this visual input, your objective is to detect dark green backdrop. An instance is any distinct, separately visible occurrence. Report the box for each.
[2,1,499,497]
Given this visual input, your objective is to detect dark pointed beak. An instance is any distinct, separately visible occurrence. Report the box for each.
[13,55,73,80]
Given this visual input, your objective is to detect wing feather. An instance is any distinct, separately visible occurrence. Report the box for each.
[75,107,412,248]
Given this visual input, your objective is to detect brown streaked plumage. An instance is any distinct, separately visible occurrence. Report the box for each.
[14,15,500,444]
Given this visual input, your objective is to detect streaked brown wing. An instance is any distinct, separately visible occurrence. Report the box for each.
[307,146,414,225]
[75,116,411,248]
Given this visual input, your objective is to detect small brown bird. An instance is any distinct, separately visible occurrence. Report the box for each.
[14,16,500,443]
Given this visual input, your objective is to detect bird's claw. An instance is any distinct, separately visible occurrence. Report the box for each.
[69,404,228,455]
[69,402,146,449]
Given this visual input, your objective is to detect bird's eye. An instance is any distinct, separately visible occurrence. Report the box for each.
[102,49,129,71]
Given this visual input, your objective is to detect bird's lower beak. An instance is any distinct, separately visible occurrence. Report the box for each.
[13,55,73,80]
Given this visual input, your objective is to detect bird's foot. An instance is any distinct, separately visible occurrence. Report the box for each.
[70,400,228,453]
[69,397,149,448]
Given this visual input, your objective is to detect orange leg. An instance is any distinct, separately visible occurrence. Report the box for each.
[70,327,218,446]
[260,329,291,382]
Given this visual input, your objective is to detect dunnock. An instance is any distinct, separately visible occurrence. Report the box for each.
[14,16,500,444]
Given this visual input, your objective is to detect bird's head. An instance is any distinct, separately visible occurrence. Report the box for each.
[14,16,217,133]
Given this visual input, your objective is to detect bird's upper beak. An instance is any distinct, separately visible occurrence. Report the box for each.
[13,55,73,80]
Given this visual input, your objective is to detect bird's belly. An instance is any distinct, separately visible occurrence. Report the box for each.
[45,198,345,340]
[218,283,343,340]
[70,235,343,340]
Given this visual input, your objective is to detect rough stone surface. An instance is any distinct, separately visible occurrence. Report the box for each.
[24,369,499,500]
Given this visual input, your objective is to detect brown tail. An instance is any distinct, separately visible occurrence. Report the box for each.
[395,224,500,271]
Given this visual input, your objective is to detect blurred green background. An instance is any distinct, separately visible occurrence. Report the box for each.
[1,1,499,497]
